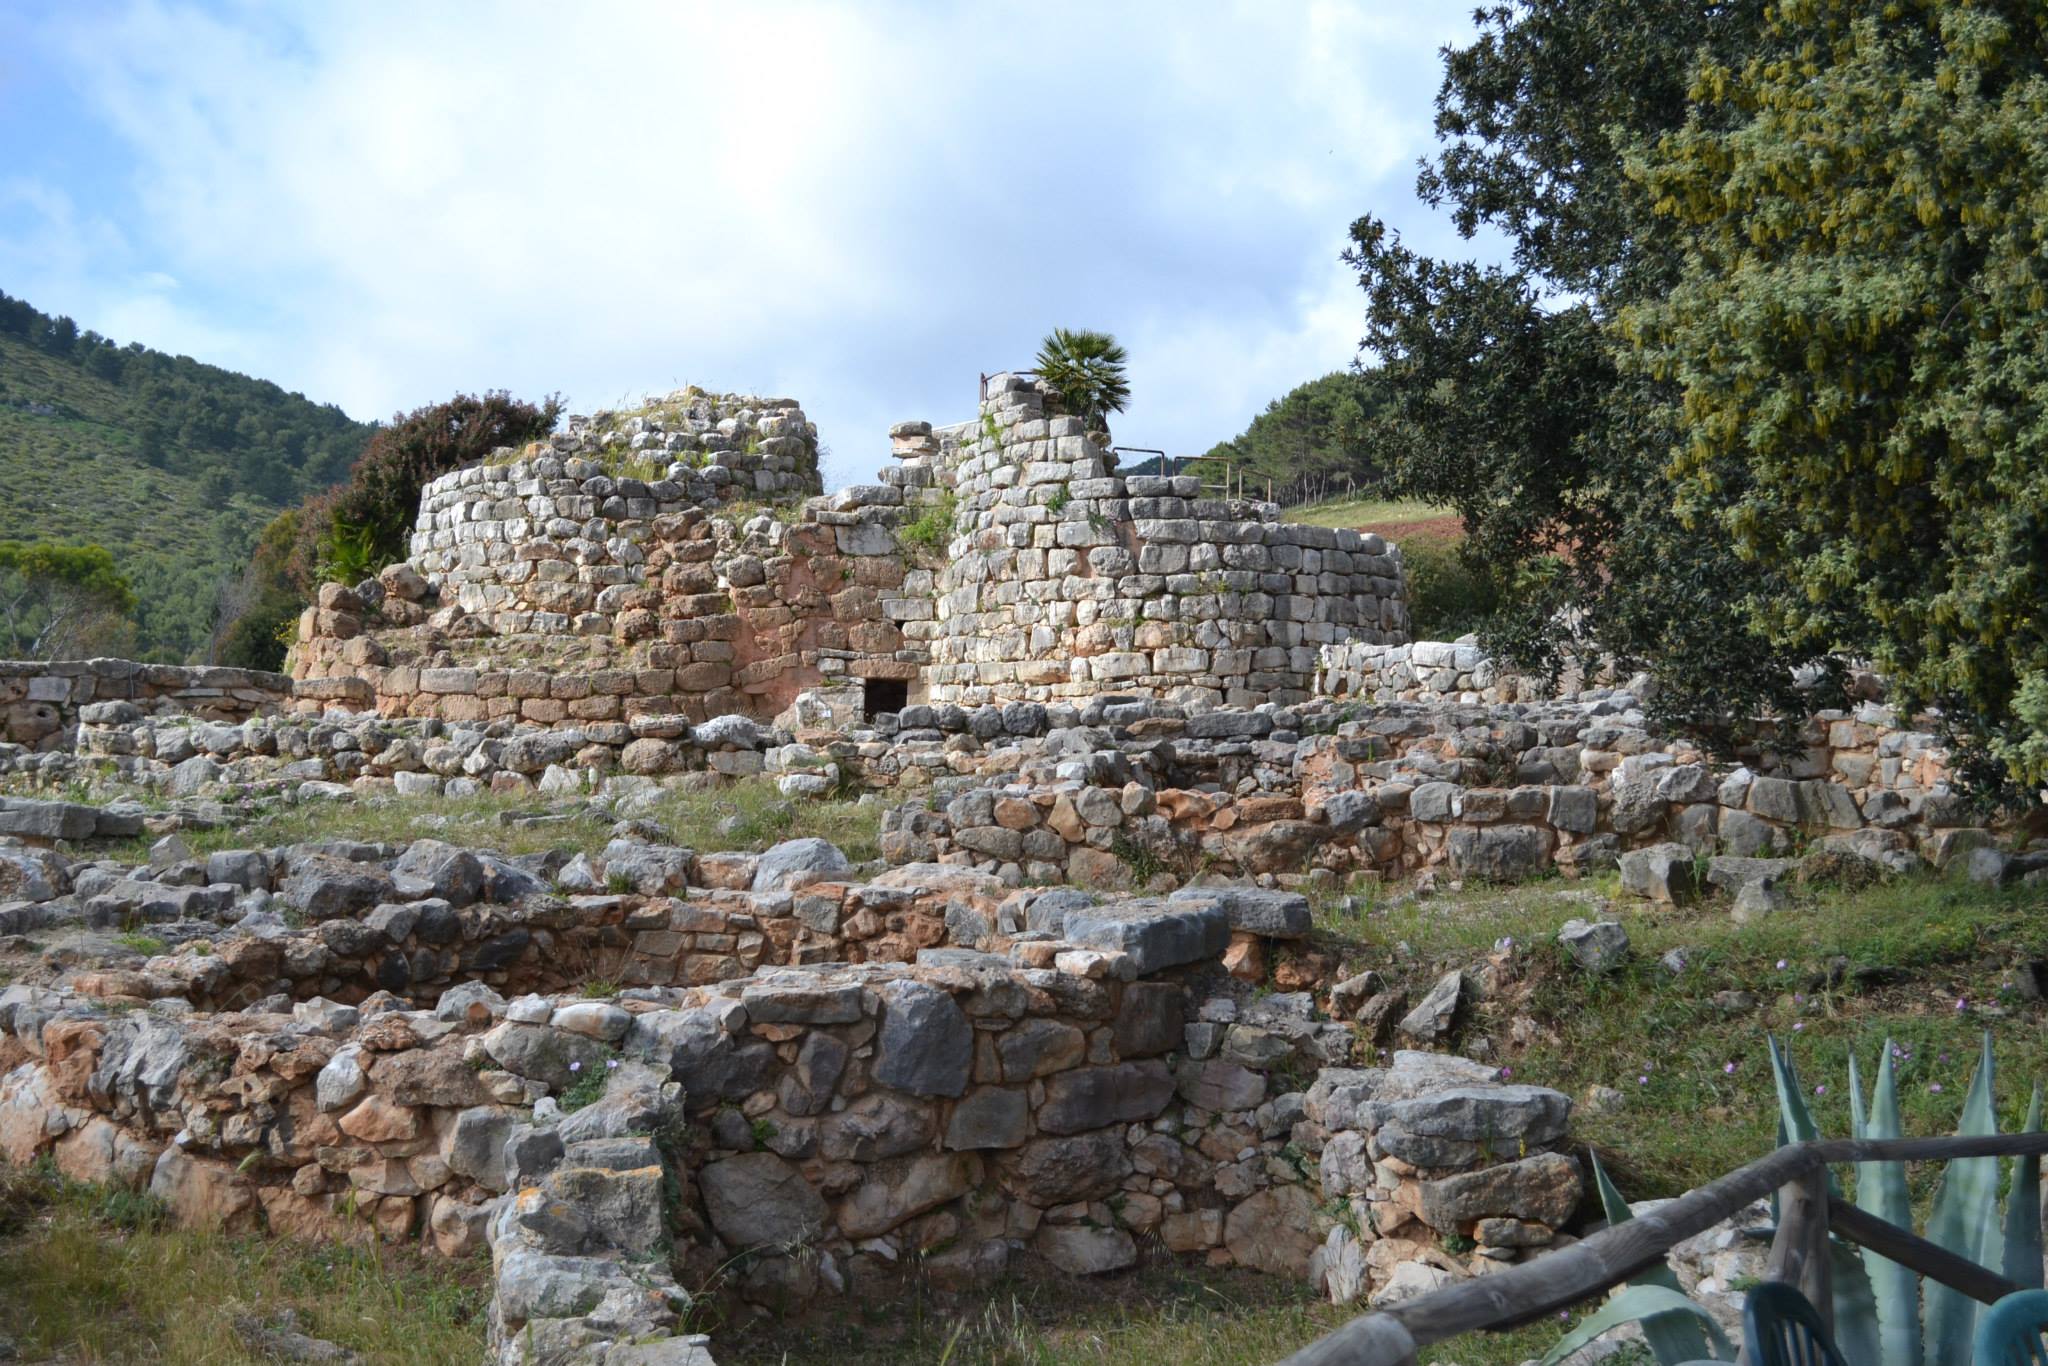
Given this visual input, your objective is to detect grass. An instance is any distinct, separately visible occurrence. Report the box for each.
[653,776,882,861]
[720,1259,1576,1366]
[0,1160,487,1364]
[92,776,882,864]
[1311,868,2048,1203]
[1281,495,1454,531]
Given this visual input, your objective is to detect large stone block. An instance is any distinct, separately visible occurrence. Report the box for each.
[1417,1151,1581,1232]
[697,1151,828,1248]
[1036,1061,1176,1134]
[873,980,972,1098]
[1060,899,1228,974]
[1169,885,1311,939]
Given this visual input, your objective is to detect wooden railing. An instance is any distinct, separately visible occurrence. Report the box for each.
[1277,1132,2048,1366]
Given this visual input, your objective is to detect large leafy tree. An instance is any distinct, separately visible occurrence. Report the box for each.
[1348,1,1837,738]
[1621,0,2048,787]
[0,542,137,660]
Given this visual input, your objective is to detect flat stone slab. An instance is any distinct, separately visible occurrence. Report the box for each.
[1060,898,1229,974]
[1168,885,1311,939]
[0,797,101,842]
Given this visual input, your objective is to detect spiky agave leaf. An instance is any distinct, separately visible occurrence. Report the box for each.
[1768,1035,1842,1200]
[2002,1083,2044,1290]
[1923,1033,1999,1364]
[1831,1238,1882,1366]
[1586,1154,1716,1364]
[1856,1042,1921,1366]
[1770,1037,1887,1362]
[1539,1285,1735,1366]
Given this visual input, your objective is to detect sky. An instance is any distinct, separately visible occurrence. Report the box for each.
[0,1,1497,489]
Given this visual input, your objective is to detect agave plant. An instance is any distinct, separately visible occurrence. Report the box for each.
[1032,328,1130,433]
[1543,1034,2042,1366]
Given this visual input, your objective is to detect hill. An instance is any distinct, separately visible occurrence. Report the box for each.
[1194,369,1392,507]
[0,291,372,661]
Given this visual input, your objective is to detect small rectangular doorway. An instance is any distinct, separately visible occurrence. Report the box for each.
[863,676,909,720]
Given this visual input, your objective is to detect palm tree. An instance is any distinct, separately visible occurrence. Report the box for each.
[1032,329,1130,432]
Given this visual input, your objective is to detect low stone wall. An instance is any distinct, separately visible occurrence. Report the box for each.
[0,919,1581,1321]
[7,679,1993,894]
[0,659,293,752]
[54,699,791,794]
[45,842,1024,1010]
[876,688,1978,892]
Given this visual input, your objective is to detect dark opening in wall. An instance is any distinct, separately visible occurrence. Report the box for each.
[863,677,908,720]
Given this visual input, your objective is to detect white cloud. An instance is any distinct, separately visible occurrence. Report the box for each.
[15,0,1479,485]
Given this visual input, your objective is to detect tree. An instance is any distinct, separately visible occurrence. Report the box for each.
[0,542,137,659]
[1200,370,1390,505]
[210,510,301,672]
[1347,0,1830,739]
[1620,0,2048,788]
[1032,329,1130,432]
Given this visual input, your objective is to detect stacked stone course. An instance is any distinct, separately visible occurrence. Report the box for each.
[0,841,1581,1338]
[0,659,292,752]
[926,373,1408,708]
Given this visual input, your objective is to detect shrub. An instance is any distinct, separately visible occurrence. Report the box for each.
[898,490,959,563]
[0,542,137,659]
[287,390,562,592]
[210,510,302,671]
[1397,535,1500,639]
[1032,328,1130,432]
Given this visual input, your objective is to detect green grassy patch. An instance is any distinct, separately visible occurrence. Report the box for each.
[1282,495,1454,530]
[1313,870,2048,1201]
[0,1161,487,1364]
[721,1258,1570,1365]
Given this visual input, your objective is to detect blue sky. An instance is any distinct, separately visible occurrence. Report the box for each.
[1,1,1498,488]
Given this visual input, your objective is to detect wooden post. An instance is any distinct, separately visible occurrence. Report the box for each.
[1766,1168,1833,1328]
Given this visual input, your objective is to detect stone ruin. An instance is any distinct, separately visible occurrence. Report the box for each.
[0,367,2019,1363]
[290,373,1408,729]
[0,831,1586,1365]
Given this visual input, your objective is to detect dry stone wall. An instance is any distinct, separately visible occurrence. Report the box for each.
[292,371,1413,731]
[876,689,1982,893]
[0,854,1582,1327]
[925,373,1409,709]
[292,390,944,725]
[0,659,292,753]
[406,391,821,632]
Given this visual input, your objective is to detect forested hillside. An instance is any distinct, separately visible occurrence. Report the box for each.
[0,291,371,661]
[1197,370,1390,506]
